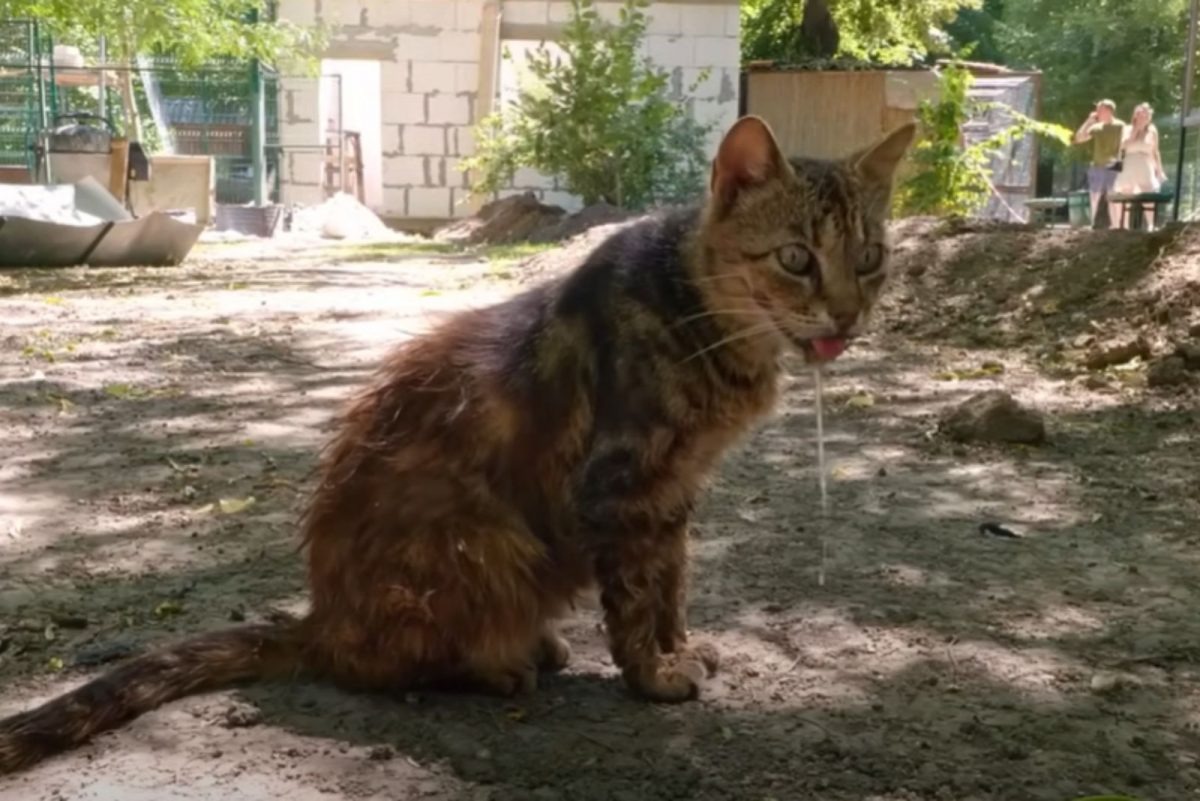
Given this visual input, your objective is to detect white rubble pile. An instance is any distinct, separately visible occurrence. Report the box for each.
[0,181,107,226]
[289,192,393,240]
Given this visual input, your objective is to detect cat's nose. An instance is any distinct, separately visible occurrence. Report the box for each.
[831,310,858,334]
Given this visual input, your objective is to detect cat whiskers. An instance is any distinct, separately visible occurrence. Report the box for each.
[671,308,759,328]
[680,321,779,364]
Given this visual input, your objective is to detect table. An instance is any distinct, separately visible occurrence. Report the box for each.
[1109,191,1173,230]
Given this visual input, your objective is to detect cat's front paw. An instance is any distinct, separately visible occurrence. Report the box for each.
[672,640,720,676]
[623,659,707,703]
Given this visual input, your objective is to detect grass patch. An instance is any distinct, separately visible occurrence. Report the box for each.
[478,241,557,265]
[326,241,463,261]
[323,239,558,269]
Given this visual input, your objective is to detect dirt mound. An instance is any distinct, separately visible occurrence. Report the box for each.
[528,202,639,243]
[435,193,641,247]
[883,218,1200,388]
[435,192,566,246]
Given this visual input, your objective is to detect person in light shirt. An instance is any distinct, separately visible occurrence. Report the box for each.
[1113,102,1168,230]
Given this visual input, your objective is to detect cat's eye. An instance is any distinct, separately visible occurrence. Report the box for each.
[858,243,886,276]
[776,244,814,277]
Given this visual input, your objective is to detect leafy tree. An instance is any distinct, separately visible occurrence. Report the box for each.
[742,0,980,66]
[463,0,711,210]
[996,0,1189,131]
[895,64,1070,216]
[0,0,320,136]
[943,0,1007,64]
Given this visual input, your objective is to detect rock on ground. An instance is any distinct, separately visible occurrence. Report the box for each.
[940,390,1047,444]
[1084,336,1151,370]
[1148,355,1190,388]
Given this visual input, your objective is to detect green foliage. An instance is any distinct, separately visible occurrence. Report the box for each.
[462,0,712,210]
[0,0,321,70]
[895,64,1071,216]
[993,0,1189,133]
[943,0,1007,64]
[741,0,980,66]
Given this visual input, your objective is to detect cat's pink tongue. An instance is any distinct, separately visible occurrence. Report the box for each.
[811,337,848,362]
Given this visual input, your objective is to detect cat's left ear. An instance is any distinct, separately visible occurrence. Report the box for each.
[709,115,792,216]
[851,122,917,186]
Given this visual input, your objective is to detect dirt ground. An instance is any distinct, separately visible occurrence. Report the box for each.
[1,220,1199,801]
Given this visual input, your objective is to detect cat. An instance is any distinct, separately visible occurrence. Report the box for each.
[0,115,914,774]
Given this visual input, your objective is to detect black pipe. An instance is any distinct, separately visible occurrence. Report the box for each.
[1174,125,1188,222]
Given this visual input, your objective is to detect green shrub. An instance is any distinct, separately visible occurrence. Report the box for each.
[461,0,713,210]
[895,63,1071,217]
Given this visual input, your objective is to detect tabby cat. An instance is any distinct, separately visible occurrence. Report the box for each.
[0,115,914,774]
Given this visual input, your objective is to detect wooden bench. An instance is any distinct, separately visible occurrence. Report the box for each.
[1109,191,1173,230]
[1024,196,1067,226]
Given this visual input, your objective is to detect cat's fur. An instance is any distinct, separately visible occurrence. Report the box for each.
[0,116,914,774]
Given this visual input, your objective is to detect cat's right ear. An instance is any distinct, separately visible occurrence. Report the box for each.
[709,116,791,216]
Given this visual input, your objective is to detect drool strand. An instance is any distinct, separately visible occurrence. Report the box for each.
[813,366,829,586]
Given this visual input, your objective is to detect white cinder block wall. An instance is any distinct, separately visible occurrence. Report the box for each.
[275,0,741,220]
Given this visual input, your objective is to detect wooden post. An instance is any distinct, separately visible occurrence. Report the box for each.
[109,136,130,203]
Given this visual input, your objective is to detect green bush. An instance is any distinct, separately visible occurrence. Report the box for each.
[461,0,712,210]
[895,63,1071,217]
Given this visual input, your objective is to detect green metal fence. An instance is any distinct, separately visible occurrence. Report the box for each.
[137,57,281,203]
[1161,116,1200,222]
[0,19,54,176]
[0,39,281,202]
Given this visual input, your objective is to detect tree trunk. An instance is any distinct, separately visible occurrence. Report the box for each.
[801,0,840,59]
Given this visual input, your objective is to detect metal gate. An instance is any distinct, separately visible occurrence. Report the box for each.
[0,20,54,179]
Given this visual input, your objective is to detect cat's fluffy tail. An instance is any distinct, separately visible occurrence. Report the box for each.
[0,622,303,775]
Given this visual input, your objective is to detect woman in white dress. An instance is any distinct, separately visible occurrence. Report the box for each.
[1114,103,1168,229]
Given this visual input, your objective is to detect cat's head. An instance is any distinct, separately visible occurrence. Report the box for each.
[699,115,915,363]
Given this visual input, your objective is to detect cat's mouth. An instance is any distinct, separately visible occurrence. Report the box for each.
[787,333,849,363]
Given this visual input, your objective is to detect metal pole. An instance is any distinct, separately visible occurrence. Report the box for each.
[249,7,267,206]
[252,59,267,205]
[1174,0,1199,222]
[98,36,107,122]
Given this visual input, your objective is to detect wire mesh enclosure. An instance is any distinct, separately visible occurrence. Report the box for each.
[0,19,53,179]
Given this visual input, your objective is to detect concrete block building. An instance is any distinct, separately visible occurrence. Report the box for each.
[274,0,741,222]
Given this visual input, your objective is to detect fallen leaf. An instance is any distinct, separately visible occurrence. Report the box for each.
[218,496,256,515]
[103,383,145,399]
[154,600,184,618]
[845,392,875,409]
[46,656,64,672]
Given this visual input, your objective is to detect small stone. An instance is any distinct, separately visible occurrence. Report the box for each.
[1089,670,1142,695]
[1147,356,1189,388]
[222,703,263,728]
[1084,336,1151,370]
[367,745,394,761]
[940,390,1046,445]
[1174,342,1200,371]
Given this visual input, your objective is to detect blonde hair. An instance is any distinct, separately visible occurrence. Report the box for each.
[1131,103,1155,141]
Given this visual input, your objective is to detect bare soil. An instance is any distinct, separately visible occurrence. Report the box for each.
[1,221,1198,801]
